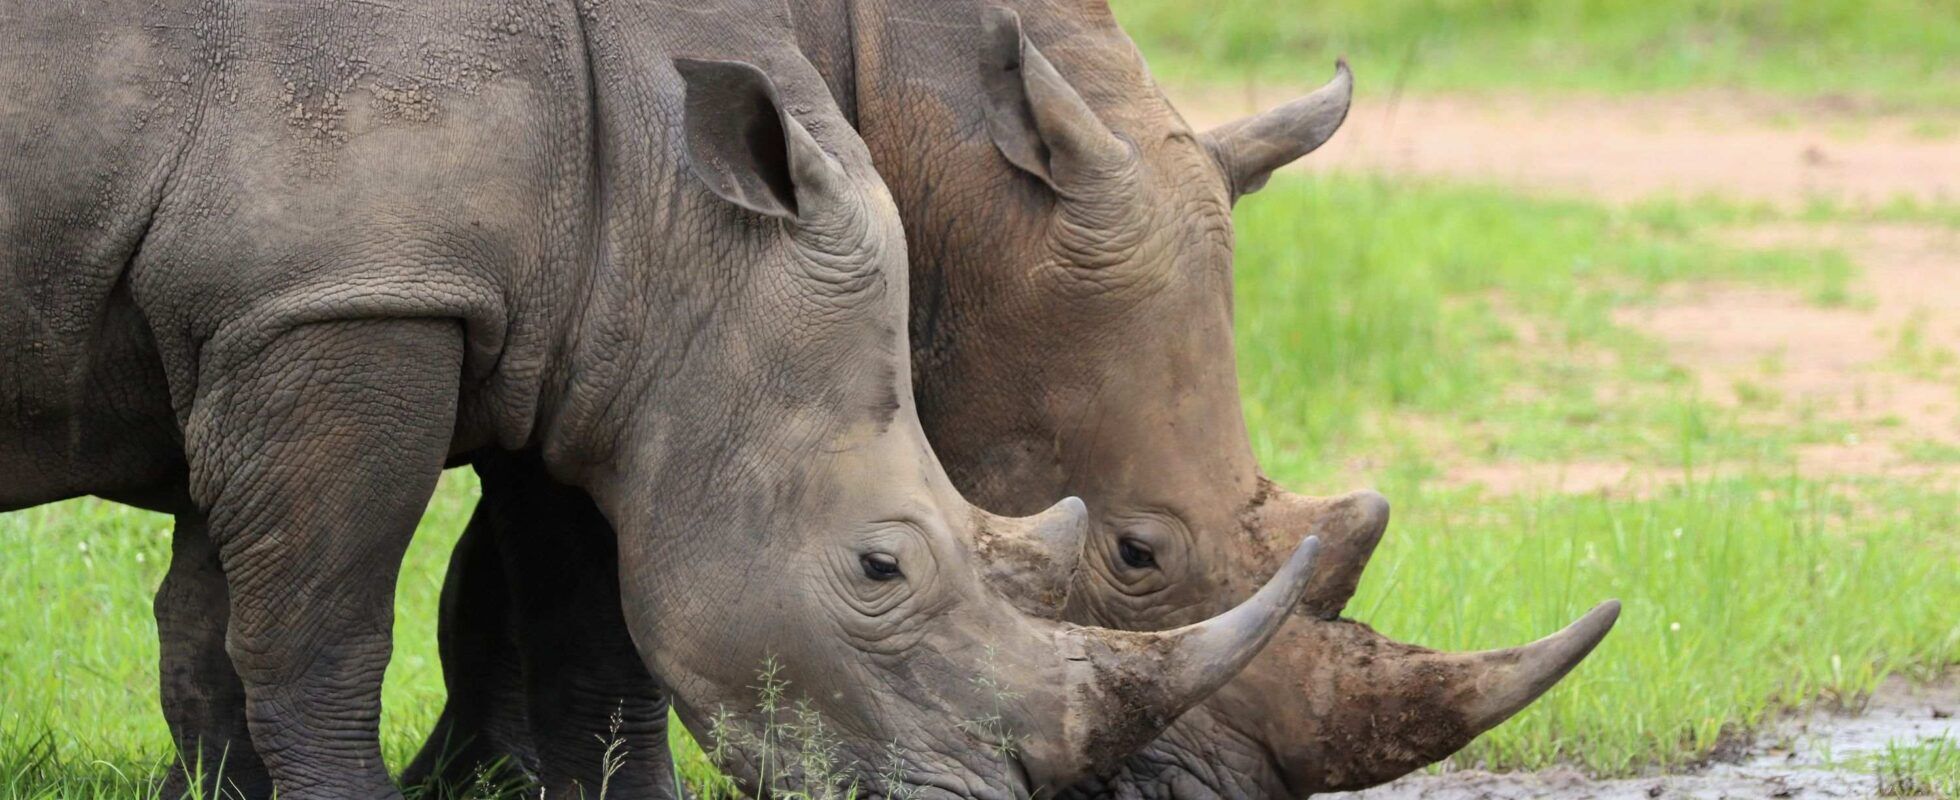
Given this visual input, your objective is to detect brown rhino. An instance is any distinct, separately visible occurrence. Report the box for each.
[410,1,1619,797]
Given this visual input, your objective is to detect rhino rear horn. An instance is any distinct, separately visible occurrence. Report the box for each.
[676,58,842,221]
[1202,60,1352,199]
[1250,486,1389,618]
[973,497,1089,617]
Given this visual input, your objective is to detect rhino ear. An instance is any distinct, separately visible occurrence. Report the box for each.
[1201,60,1352,200]
[676,58,842,221]
[979,6,1131,193]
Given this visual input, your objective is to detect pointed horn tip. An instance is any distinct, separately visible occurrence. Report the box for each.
[1286,534,1323,583]
[1544,600,1622,654]
[1332,60,1354,93]
[1263,534,1323,610]
[1582,600,1620,641]
[1530,599,1621,670]
[1148,534,1319,699]
[1462,599,1621,732]
[1171,533,1320,658]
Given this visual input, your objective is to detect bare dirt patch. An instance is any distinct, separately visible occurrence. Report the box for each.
[1171,88,1960,207]
[1330,674,1960,799]
[1617,224,1960,481]
[1427,224,1960,494]
[1441,461,1687,498]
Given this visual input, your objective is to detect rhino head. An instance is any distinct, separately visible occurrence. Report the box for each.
[833,4,1619,795]
[572,56,1326,799]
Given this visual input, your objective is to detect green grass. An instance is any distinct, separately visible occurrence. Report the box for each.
[1869,735,1960,798]
[5,173,1959,796]
[1114,0,1960,109]
[1233,173,1862,482]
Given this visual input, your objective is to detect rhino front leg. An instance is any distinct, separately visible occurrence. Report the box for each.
[186,317,464,800]
[155,510,274,799]
[417,453,679,798]
[499,463,677,799]
[402,503,537,795]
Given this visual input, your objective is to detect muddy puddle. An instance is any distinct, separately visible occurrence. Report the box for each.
[1329,675,1958,799]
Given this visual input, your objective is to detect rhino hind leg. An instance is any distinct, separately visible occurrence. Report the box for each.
[187,318,465,800]
[155,511,274,799]
[412,453,679,799]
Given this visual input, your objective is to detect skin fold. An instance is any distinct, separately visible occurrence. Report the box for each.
[0,2,1323,799]
[421,1,1621,798]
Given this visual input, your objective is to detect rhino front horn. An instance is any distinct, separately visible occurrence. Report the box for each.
[1042,536,1322,778]
[1457,599,1622,732]
[1264,600,1621,793]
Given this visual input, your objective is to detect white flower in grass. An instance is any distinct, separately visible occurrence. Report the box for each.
[1671,527,1684,539]
[76,540,88,553]
[1670,622,1682,632]
[135,551,146,564]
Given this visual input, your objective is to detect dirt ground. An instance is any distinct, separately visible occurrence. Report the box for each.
[1431,222,1960,497]
[1174,86,1960,797]
[1624,224,1960,483]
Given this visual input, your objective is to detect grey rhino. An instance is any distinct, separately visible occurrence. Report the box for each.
[414,1,1619,798]
[0,2,1324,798]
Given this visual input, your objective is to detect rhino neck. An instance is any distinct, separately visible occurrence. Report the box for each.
[788,0,864,127]
[536,1,875,478]
[793,0,1240,515]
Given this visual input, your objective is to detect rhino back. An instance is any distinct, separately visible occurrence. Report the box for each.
[0,0,595,505]
[2,0,887,506]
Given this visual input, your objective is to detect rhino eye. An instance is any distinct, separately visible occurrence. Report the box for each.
[1117,538,1157,569]
[860,552,904,581]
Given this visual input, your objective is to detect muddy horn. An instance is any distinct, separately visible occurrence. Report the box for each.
[1028,536,1323,783]
[1254,600,1622,793]
[974,496,1090,616]
[1455,600,1623,732]
[1247,485,1390,618]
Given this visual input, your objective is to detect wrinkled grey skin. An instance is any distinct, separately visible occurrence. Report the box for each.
[0,2,1324,799]
[417,2,1618,799]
